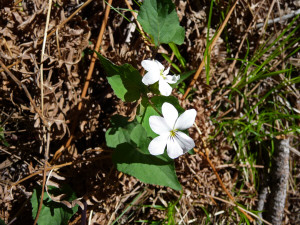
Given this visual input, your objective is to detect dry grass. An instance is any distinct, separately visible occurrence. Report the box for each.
[0,0,299,224]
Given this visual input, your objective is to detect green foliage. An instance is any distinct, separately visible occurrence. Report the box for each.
[162,43,187,73]
[111,191,145,225]
[166,200,179,225]
[96,0,195,192]
[105,115,135,148]
[200,206,211,224]
[96,53,146,102]
[161,54,182,73]
[0,126,9,147]
[137,0,185,46]
[235,15,300,90]
[204,0,214,85]
[135,195,181,224]
[31,185,78,225]
[210,15,300,193]
[168,43,186,68]
[0,218,6,225]
[106,115,182,190]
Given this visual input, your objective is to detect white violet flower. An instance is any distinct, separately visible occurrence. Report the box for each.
[148,102,196,159]
[141,59,180,96]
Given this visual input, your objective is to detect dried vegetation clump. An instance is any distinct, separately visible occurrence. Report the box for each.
[0,0,299,224]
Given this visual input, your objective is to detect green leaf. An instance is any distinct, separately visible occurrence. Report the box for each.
[0,218,6,225]
[130,123,149,150]
[137,0,185,46]
[113,143,182,191]
[161,53,182,73]
[106,116,182,190]
[96,52,146,102]
[136,96,184,138]
[31,185,78,225]
[168,43,186,68]
[0,126,9,147]
[105,115,135,148]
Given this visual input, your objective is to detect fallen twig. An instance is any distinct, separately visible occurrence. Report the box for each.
[124,0,150,47]
[193,122,254,222]
[51,0,113,162]
[264,138,290,225]
[10,153,109,189]
[256,9,300,28]
[37,0,93,45]
[183,0,238,99]
[0,60,20,73]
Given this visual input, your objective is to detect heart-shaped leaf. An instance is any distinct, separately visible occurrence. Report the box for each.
[137,0,185,46]
[96,53,146,102]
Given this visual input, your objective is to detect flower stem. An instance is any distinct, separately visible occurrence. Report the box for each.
[147,98,163,117]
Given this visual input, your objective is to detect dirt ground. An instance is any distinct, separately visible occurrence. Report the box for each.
[0,0,299,224]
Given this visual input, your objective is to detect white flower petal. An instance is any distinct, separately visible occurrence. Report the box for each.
[162,102,178,129]
[141,60,160,72]
[165,75,180,84]
[148,133,169,156]
[142,71,160,85]
[175,109,196,130]
[155,60,165,71]
[175,131,195,152]
[166,137,184,159]
[149,116,171,135]
[158,79,172,96]
[163,67,170,76]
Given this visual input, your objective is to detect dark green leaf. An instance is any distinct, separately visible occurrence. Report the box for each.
[105,115,135,148]
[31,185,78,225]
[0,218,6,225]
[96,52,146,102]
[113,143,182,190]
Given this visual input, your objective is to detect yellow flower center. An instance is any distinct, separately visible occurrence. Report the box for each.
[170,129,177,137]
[160,69,166,79]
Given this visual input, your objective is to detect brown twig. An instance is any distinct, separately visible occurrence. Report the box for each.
[33,163,47,225]
[124,0,150,46]
[0,59,48,127]
[196,150,254,222]
[0,60,20,73]
[37,0,93,45]
[260,0,276,36]
[10,153,108,188]
[182,0,238,99]
[79,0,113,110]
[264,139,290,224]
[2,38,13,57]
[193,122,253,222]
[14,0,23,6]
[51,0,113,162]
[228,1,265,74]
